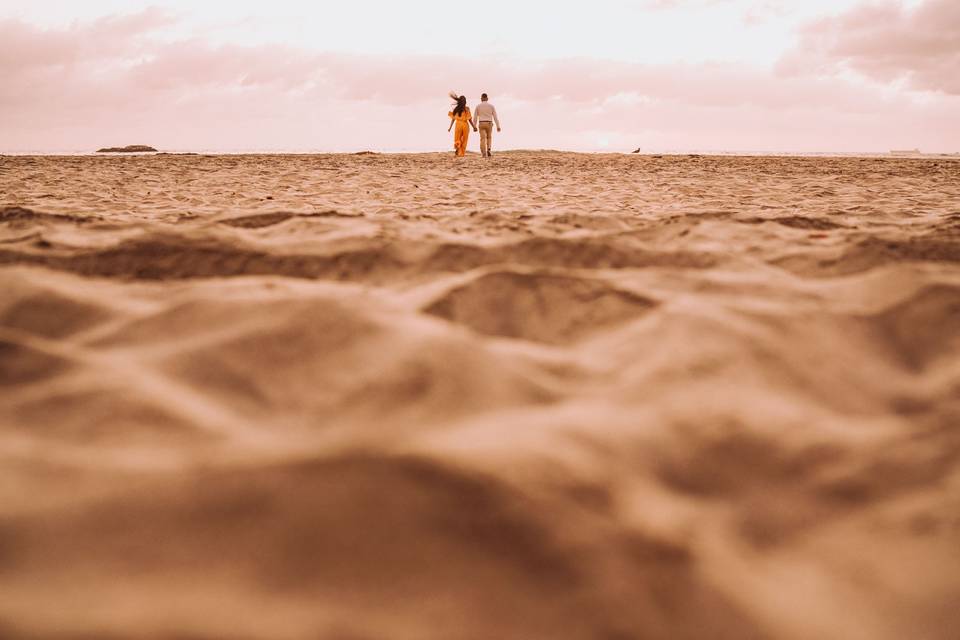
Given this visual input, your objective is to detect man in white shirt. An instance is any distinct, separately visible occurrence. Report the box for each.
[474,93,501,158]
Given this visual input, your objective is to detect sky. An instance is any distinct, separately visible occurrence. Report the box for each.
[1,0,958,153]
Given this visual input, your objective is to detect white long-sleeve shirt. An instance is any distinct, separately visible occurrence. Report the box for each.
[473,101,500,128]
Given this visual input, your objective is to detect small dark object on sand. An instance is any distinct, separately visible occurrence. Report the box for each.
[632,148,641,154]
[96,145,158,153]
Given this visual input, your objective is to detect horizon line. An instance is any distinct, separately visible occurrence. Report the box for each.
[4,149,959,159]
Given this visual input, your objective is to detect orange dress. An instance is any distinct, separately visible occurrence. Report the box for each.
[449,107,472,157]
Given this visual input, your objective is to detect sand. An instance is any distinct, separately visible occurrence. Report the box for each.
[1,152,959,639]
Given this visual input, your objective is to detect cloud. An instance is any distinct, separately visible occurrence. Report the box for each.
[0,7,173,69]
[1,9,958,152]
[780,0,960,95]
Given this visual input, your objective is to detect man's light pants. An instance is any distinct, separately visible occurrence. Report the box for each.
[479,122,494,157]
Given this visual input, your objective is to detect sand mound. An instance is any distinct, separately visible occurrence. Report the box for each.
[219,210,362,229]
[0,234,409,282]
[501,237,718,270]
[219,211,299,228]
[10,388,206,445]
[0,453,763,640]
[870,284,960,370]
[425,271,656,343]
[152,297,556,425]
[742,215,848,231]
[0,228,719,284]
[0,206,97,226]
[0,338,72,386]
[0,291,108,338]
[777,235,960,277]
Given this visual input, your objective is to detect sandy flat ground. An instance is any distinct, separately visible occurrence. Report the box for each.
[1,151,959,639]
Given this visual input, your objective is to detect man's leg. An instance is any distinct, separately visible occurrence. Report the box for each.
[480,122,492,157]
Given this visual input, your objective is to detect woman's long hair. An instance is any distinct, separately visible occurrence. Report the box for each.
[453,95,467,117]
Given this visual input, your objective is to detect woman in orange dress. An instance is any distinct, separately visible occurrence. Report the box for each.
[447,95,477,157]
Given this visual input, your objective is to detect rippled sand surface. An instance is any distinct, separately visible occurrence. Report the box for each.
[1,152,959,639]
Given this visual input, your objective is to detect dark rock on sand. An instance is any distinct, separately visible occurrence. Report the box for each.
[96,145,158,153]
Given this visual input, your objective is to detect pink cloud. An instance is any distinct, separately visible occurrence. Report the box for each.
[0,8,173,69]
[1,9,958,152]
[780,0,960,95]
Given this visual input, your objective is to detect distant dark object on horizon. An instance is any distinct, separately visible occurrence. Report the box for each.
[96,145,158,153]
[632,148,641,153]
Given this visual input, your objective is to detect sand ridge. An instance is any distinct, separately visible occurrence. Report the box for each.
[1,152,959,639]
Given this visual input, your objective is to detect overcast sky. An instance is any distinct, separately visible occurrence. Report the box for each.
[1,0,957,152]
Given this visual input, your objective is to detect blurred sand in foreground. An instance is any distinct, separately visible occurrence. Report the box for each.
[1,152,959,639]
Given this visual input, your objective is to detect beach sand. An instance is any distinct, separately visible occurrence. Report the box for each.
[1,152,959,639]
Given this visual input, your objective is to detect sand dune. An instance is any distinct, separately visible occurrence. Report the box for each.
[1,152,959,639]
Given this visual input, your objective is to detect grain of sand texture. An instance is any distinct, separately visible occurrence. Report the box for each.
[1,152,959,639]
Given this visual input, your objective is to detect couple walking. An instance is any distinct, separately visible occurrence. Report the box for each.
[448,93,501,157]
